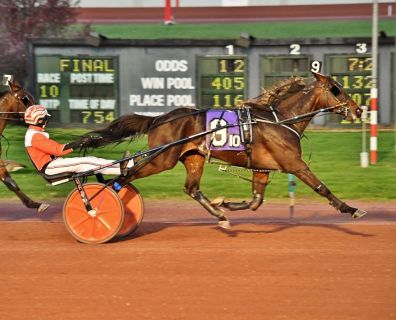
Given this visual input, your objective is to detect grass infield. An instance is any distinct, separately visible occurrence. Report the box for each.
[1,125,395,202]
[80,20,396,39]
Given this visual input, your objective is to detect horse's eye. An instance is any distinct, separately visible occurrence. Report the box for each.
[21,95,30,106]
[330,85,341,97]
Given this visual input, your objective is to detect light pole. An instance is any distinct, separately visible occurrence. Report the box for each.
[370,0,379,164]
[394,22,396,160]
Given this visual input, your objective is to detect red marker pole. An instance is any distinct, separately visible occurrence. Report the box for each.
[370,88,378,164]
[164,0,174,25]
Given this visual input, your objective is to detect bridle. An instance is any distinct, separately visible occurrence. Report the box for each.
[320,82,351,119]
[251,80,355,139]
[274,82,353,125]
[0,88,33,121]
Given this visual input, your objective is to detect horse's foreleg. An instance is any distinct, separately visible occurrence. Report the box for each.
[0,170,49,213]
[217,171,269,211]
[249,171,269,210]
[294,167,366,219]
[190,190,230,229]
[182,153,230,229]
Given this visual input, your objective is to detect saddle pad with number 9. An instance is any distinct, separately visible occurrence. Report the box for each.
[206,110,245,151]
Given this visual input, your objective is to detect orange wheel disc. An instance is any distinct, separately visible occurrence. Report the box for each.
[63,183,124,244]
[116,184,144,238]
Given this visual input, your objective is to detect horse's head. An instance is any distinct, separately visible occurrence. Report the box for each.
[312,72,362,122]
[1,80,36,120]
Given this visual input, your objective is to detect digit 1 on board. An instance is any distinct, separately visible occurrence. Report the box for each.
[226,45,234,55]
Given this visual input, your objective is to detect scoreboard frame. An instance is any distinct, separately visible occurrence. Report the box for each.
[34,53,120,125]
[325,53,373,124]
[197,55,248,109]
[325,54,372,103]
[28,37,395,125]
[259,54,313,90]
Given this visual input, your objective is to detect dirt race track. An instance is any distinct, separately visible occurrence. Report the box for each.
[0,199,395,320]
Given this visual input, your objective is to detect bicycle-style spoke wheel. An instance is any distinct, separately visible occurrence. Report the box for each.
[116,184,144,238]
[63,183,124,244]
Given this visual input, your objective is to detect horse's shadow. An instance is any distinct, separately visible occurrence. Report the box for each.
[216,222,375,238]
[119,217,375,242]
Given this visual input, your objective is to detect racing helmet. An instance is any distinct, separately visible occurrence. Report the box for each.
[24,105,51,125]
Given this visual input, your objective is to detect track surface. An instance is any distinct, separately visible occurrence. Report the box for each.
[1,199,395,320]
[75,3,396,23]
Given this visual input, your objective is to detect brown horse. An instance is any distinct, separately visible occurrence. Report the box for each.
[0,80,49,212]
[84,72,366,228]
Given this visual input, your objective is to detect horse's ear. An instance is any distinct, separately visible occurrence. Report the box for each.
[7,80,14,90]
[8,79,20,92]
[312,71,329,84]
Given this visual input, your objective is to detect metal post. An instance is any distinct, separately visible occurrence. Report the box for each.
[361,105,369,167]
[370,0,379,164]
[288,174,296,220]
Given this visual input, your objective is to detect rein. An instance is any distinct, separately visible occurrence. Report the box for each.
[277,103,348,125]
[83,109,209,150]
[0,134,10,160]
[252,102,349,139]
[0,111,25,121]
[0,112,25,114]
[149,108,207,130]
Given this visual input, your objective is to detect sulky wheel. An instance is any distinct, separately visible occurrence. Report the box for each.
[63,183,124,244]
[116,184,144,238]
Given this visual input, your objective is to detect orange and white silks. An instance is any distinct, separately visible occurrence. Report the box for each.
[25,126,133,176]
[25,125,72,171]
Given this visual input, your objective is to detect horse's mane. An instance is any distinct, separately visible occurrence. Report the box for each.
[0,90,10,109]
[0,90,9,98]
[243,76,307,109]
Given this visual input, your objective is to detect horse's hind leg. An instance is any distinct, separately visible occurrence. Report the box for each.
[215,171,269,211]
[294,167,366,219]
[181,152,230,229]
[0,169,49,213]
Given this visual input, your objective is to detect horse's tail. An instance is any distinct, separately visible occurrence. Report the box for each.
[87,113,157,147]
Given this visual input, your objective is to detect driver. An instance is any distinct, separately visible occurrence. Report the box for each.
[24,105,133,176]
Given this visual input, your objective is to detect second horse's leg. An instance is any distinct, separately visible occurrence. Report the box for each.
[182,153,230,229]
[294,167,366,219]
[215,171,269,211]
[0,169,49,213]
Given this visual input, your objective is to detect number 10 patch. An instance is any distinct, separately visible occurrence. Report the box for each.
[206,110,245,151]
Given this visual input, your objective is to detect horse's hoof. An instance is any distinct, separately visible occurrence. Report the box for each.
[352,208,367,219]
[211,197,225,207]
[37,203,50,213]
[4,160,26,172]
[218,219,231,229]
